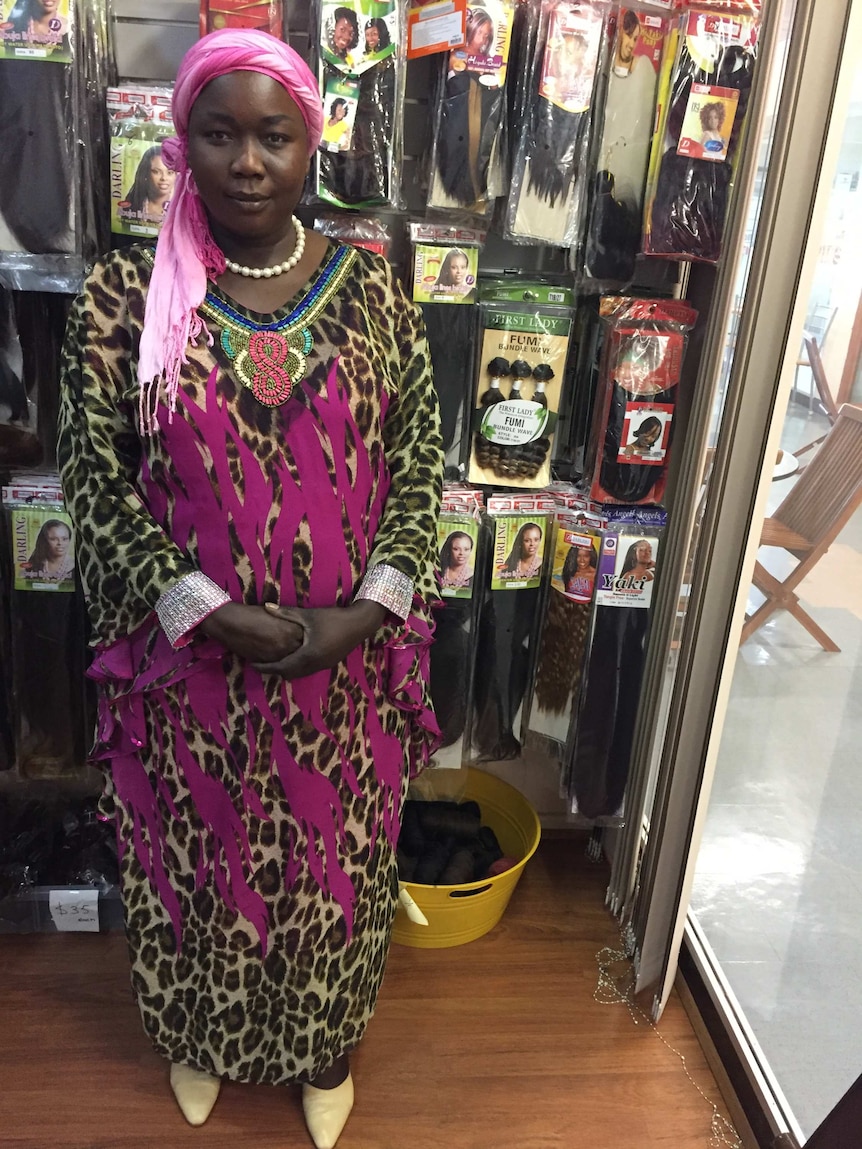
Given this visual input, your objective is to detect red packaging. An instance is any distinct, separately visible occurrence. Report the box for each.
[199,0,284,37]
[585,297,698,505]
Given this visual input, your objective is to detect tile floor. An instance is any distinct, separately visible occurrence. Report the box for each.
[690,398,862,1138]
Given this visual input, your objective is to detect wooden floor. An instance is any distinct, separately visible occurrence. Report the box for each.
[1,837,736,1149]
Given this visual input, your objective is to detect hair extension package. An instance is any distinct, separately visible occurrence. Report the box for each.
[582,7,667,282]
[0,288,40,468]
[0,0,113,292]
[199,0,285,36]
[108,86,175,245]
[431,487,487,769]
[584,295,698,505]
[523,491,606,759]
[1,474,90,779]
[641,2,760,263]
[565,506,666,823]
[313,0,405,209]
[504,0,606,248]
[468,281,574,490]
[427,0,516,219]
[470,492,553,762]
[314,213,392,256]
[409,222,483,478]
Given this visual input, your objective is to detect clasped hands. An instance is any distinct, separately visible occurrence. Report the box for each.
[200,600,388,679]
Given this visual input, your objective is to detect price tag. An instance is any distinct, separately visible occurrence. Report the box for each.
[49,889,100,932]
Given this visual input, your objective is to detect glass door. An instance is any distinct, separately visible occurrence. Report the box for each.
[687,38,862,1145]
[604,0,862,1143]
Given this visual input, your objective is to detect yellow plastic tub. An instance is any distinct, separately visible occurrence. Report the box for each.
[392,767,541,949]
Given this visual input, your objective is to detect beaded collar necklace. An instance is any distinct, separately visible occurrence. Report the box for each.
[141,242,357,408]
[199,243,356,406]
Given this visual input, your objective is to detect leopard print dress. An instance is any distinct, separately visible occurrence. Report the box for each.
[56,241,443,1085]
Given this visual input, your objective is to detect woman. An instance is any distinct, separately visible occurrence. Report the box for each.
[5,0,69,51]
[562,543,595,600]
[320,97,350,150]
[464,7,493,57]
[500,521,543,580]
[120,144,176,224]
[363,16,390,54]
[699,101,726,147]
[57,30,442,1149]
[439,529,473,590]
[24,518,74,581]
[619,538,655,584]
[623,414,662,457]
[434,247,472,296]
[328,5,359,61]
[613,8,640,77]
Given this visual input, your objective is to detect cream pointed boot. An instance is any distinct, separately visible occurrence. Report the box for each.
[169,1062,222,1126]
[302,1072,354,1149]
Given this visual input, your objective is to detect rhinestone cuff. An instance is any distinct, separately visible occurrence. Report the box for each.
[356,564,413,621]
[156,572,231,648]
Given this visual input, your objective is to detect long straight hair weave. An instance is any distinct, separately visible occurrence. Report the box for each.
[0,59,75,254]
[566,601,648,819]
[318,59,395,205]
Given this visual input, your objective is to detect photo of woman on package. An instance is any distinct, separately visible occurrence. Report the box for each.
[623,414,662,458]
[464,6,493,58]
[321,97,351,150]
[119,145,176,226]
[2,0,70,55]
[363,16,390,57]
[619,537,655,584]
[327,4,359,62]
[700,100,727,148]
[439,528,475,593]
[499,521,543,581]
[562,542,596,600]
[21,518,74,583]
[433,247,475,299]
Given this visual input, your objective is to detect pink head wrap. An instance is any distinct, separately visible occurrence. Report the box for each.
[137,29,324,434]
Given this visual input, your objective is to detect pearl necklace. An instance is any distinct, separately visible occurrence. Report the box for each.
[224,215,305,278]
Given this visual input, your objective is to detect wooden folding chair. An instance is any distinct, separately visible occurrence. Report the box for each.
[793,304,836,403]
[792,337,840,460]
[741,403,862,652]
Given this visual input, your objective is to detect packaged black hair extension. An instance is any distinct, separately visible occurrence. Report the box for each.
[565,509,665,822]
[525,508,604,757]
[409,223,483,476]
[551,299,602,482]
[2,477,90,780]
[13,291,72,466]
[584,296,697,506]
[0,289,33,440]
[468,281,574,490]
[0,0,113,291]
[423,305,479,478]
[108,86,175,245]
[76,0,114,264]
[427,0,516,218]
[583,8,666,282]
[314,214,392,256]
[504,0,605,247]
[642,5,759,263]
[471,495,552,761]
[314,0,404,208]
[0,58,75,267]
[430,500,486,768]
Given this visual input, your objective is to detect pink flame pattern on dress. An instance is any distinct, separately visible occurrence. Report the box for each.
[90,357,438,956]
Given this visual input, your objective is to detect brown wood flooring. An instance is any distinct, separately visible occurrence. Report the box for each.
[0,836,736,1149]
